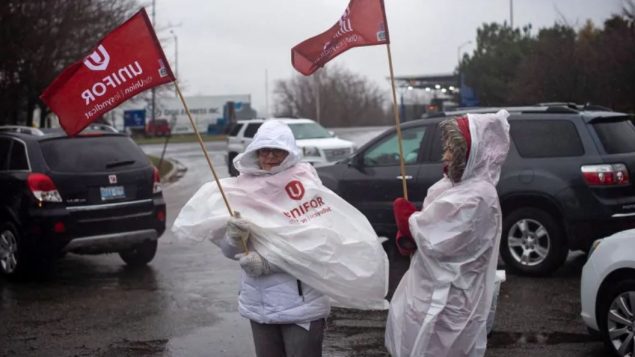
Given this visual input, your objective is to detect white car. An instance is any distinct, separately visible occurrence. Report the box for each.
[580,229,635,357]
[226,118,355,176]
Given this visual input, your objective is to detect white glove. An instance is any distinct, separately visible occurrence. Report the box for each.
[235,252,272,278]
[226,212,250,248]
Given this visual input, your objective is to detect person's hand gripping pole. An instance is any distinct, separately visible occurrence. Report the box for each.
[227,211,250,253]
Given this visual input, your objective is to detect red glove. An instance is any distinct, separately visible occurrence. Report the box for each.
[393,198,416,238]
[396,230,417,256]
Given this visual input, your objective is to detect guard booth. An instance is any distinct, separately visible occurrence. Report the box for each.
[392,73,478,120]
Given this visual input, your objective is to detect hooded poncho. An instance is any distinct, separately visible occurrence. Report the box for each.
[385,110,511,357]
[173,120,389,310]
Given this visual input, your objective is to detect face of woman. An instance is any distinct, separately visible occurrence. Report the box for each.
[257,148,289,171]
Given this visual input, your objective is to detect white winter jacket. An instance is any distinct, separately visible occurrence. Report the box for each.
[225,120,330,324]
[385,110,511,357]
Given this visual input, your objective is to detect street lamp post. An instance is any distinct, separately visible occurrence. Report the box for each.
[457,40,472,66]
[170,30,178,78]
[457,41,472,107]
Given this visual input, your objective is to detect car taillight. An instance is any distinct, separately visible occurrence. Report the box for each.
[581,164,630,186]
[152,166,162,193]
[27,173,63,202]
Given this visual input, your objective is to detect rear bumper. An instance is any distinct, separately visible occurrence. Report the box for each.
[25,197,166,253]
[580,258,600,331]
[63,229,158,254]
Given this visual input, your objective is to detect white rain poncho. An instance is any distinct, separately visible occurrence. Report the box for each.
[385,110,510,357]
[173,120,389,310]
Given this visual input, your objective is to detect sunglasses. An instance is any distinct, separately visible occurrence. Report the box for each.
[257,148,288,157]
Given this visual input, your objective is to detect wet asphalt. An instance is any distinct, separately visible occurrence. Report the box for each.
[0,134,610,357]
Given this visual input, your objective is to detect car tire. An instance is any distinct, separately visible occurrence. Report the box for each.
[500,207,567,276]
[119,240,157,267]
[0,221,22,276]
[597,279,635,357]
[228,152,239,177]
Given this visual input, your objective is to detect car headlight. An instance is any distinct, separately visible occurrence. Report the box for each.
[303,146,320,157]
[589,239,602,256]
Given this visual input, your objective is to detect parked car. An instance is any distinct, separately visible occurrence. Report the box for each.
[226,118,355,176]
[580,229,635,357]
[0,126,166,277]
[316,105,635,275]
[145,118,171,137]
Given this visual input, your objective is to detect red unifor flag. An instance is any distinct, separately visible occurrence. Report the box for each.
[40,8,175,136]
[291,0,389,76]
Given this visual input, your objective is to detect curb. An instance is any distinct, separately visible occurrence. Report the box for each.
[161,158,187,184]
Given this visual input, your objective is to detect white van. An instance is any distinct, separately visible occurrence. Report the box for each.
[226,118,355,176]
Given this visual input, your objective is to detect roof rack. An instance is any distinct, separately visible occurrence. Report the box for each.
[536,102,613,112]
[0,125,45,136]
[420,103,614,120]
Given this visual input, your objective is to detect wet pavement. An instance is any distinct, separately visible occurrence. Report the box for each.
[0,136,610,356]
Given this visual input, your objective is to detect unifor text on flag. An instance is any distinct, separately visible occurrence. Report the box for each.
[291,0,389,76]
[40,8,175,136]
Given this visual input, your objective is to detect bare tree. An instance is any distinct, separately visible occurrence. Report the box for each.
[274,65,390,127]
[0,0,138,126]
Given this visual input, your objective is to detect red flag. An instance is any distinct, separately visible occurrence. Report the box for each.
[40,8,175,136]
[291,0,389,76]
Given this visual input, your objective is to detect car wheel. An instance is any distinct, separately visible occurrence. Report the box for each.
[500,207,567,276]
[0,222,20,276]
[119,240,157,267]
[598,279,635,357]
[228,152,239,177]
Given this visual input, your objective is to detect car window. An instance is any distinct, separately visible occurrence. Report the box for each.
[8,140,28,170]
[362,126,426,166]
[592,118,635,154]
[429,125,444,162]
[243,123,262,138]
[0,138,10,170]
[511,120,584,158]
[40,136,149,173]
[288,122,331,139]
[228,123,244,137]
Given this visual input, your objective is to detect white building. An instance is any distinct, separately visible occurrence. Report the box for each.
[110,94,253,133]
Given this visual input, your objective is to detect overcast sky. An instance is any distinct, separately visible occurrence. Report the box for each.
[151,0,625,116]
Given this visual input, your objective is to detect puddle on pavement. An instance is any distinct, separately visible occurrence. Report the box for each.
[98,338,168,356]
[488,331,599,347]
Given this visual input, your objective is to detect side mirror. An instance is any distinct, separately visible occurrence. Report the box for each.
[328,130,336,137]
[348,153,363,168]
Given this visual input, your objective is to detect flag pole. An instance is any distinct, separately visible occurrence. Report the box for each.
[385,43,409,200]
[174,82,248,252]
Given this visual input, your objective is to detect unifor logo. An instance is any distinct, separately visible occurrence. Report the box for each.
[285,180,305,200]
[84,45,110,71]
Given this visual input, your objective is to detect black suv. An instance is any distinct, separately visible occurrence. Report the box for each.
[316,105,635,275]
[0,126,166,277]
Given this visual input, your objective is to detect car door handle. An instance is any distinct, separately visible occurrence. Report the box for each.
[396,175,413,180]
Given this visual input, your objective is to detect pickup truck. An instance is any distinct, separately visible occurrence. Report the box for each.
[226,118,355,176]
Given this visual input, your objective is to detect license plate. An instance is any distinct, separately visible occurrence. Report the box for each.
[100,186,125,201]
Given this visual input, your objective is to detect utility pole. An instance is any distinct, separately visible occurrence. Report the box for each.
[510,0,514,28]
[151,0,156,125]
[170,30,178,97]
[265,69,269,117]
[315,70,321,124]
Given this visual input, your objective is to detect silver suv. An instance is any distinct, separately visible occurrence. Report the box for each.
[226,118,355,176]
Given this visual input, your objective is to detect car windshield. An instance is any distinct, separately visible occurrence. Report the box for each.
[288,122,332,140]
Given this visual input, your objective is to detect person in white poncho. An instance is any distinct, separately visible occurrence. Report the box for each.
[172,120,388,357]
[385,110,510,357]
